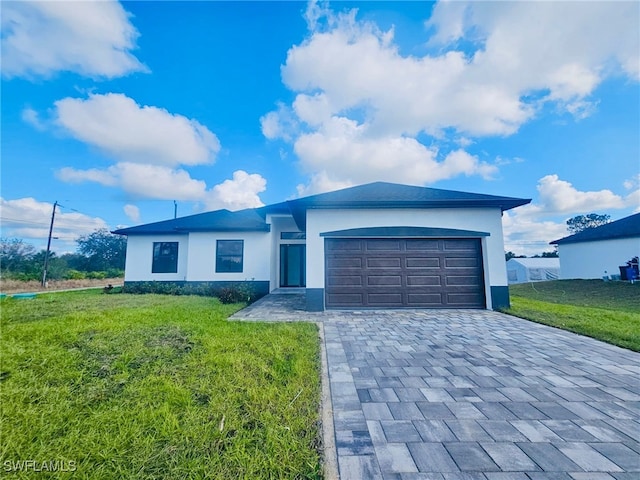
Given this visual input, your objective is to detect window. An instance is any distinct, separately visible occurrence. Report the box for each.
[152,242,178,273]
[216,240,244,273]
[280,232,306,240]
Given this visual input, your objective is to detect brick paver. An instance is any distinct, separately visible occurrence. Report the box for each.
[232,294,640,479]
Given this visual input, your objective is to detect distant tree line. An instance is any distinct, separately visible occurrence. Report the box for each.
[0,229,126,281]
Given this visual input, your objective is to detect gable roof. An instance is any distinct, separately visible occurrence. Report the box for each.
[113,182,530,236]
[550,213,640,245]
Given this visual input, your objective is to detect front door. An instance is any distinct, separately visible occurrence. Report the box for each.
[280,244,306,287]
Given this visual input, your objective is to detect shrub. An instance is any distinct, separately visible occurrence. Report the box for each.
[86,271,107,280]
[123,281,258,304]
[65,270,86,280]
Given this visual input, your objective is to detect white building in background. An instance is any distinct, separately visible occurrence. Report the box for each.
[506,257,560,284]
[551,213,640,280]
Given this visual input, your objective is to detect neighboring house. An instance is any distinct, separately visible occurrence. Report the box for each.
[113,182,530,311]
[550,213,640,280]
[506,257,560,284]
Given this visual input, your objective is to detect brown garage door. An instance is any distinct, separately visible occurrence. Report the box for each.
[325,238,485,308]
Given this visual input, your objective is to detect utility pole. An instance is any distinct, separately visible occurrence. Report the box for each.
[41,201,58,287]
[174,200,177,219]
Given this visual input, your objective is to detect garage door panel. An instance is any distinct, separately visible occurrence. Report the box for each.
[327,239,363,252]
[406,239,441,250]
[366,240,401,251]
[368,293,403,305]
[327,256,363,268]
[408,293,444,305]
[407,257,440,268]
[446,275,483,286]
[367,257,402,268]
[447,293,484,305]
[327,293,364,305]
[407,275,441,286]
[327,275,363,286]
[325,238,485,308]
[445,257,480,268]
[367,275,402,286]
[443,239,480,251]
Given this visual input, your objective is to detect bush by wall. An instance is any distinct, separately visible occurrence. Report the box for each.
[122,281,268,304]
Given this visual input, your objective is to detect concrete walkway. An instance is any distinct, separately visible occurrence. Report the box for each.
[231,294,640,480]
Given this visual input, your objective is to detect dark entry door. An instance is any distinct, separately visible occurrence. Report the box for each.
[280,244,306,287]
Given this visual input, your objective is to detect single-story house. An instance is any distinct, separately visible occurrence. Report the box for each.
[113,182,530,311]
[550,212,640,279]
[506,257,560,284]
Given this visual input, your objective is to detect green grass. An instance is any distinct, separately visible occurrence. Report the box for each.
[0,290,321,479]
[506,280,640,352]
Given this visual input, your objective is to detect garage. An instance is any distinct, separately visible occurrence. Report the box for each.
[324,234,486,309]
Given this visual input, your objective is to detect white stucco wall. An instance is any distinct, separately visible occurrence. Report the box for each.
[305,207,508,306]
[186,232,271,282]
[124,232,271,283]
[558,237,640,279]
[124,234,189,281]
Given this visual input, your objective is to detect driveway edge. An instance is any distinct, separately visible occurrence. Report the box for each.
[318,322,339,480]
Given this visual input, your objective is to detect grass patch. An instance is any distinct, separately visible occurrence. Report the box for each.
[1,291,321,479]
[505,280,640,352]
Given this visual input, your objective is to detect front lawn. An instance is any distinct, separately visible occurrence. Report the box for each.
[506,280,640,352]
[0,290,321,479]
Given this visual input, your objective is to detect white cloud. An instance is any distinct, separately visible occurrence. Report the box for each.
[58,163,207,200]
[501,174,640,256]
[21,107,46,131]
[295,172,354,197]
[535,174,626,214]
[264,1,638,189]
[0,197,108,251]
[54,93,220,166]
[123,204,140,222]
[1,0,147,79]
[204,171,267,211]
[57,164,267,211]
[293,116,497,191]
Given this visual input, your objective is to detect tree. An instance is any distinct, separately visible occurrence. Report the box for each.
[505,251,526,261]
[0,238,36,272]
[566,213,611,235]
[533,250,559,258]
[76,229,127,271]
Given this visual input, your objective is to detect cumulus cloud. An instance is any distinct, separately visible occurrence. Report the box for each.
[292,116,497,192]
[263,1,638,191]
[501,174,640,255]
[203,171,267,211]
[123,204,140,222]
[54,93,220,166]
[57,165,267,211]
[1,0,147,79]
[0,197,108,250]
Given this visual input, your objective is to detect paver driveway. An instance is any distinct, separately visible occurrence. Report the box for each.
[232,295,640,479]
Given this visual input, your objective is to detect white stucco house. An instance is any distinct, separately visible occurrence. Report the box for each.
[113,182,530,311]
[506,257,560,284]
[550,213,640,280]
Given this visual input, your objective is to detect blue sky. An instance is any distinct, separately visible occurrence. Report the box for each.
[1,0,638,256]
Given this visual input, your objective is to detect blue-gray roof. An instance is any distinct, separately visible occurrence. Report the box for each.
[286,182,530,230]
[112,208,270,235]
[113,182,530,236]
[551,213,640,245]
